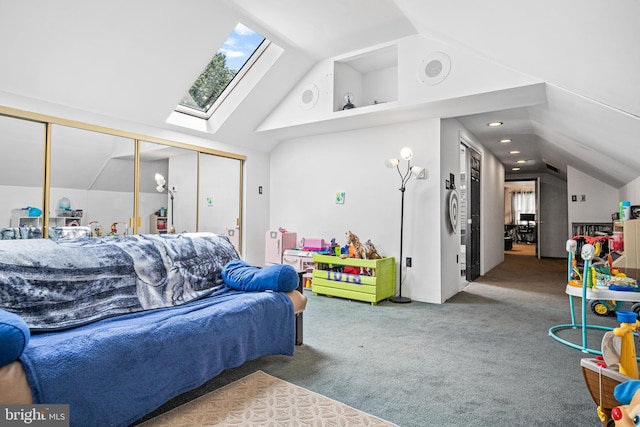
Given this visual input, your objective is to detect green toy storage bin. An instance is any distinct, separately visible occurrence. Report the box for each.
[312,254,395,305]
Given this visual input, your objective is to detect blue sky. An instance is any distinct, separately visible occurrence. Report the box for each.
[218,23,266,72]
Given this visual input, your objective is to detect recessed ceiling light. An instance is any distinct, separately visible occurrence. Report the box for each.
[512,167,521,171]
[487,122,503,127]
[509,150,520,154]
[516,160,527,164]
[500,139,512,143]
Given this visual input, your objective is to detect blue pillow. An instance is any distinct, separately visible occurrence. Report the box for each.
[0,309,30,366]
[222,260,299,292]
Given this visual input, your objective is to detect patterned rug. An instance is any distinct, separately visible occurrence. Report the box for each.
[138,370,398,426]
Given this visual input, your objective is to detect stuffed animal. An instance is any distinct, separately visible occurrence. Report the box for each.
[345,231,366,259]
[345,231,384,260]
[612,380,640,426]
[364,239,382,260]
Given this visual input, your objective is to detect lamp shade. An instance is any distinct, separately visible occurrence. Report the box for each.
[385,158,399,168]
[156,185,165,193]
[411,166,427,179]
[154,173,166,187]
[400,147,413,160]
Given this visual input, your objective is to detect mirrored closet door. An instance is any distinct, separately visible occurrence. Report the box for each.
[139,141,198,235]
[49,125,136,238]
[198,152,242,252]
[0,116,46,239]
[0,107,246,250]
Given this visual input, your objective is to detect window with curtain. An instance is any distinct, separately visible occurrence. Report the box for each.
[511,191,536,224]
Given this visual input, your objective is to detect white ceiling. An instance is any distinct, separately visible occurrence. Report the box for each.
[0,0,638,188]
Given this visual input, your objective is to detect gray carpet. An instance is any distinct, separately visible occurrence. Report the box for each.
[135,247,625,426]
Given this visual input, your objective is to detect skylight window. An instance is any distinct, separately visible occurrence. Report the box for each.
[176,23,268,119]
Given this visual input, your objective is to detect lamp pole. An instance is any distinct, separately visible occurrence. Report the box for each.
[389,159,415,304]
[390,184,411,303]
[167,188,175,234]
[385,148,425,304]
[155,173,176,234]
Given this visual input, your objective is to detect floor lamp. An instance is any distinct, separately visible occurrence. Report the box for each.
[155,173,176,234]
[385,147,426,303]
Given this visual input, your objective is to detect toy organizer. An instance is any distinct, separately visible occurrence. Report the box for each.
[312,254,395,305]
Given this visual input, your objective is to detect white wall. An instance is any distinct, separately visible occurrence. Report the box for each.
[260,34,541,133]
[539,173,569,258]
[243,151,271,266]
[479,141,506,275]
[439,119,460,302]
[0,185,42,226]
[619,176,640,207]
[567,166,618,231]
[270,118,443,303]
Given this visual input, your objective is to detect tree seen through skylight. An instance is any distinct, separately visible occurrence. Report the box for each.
[179,23,266,114]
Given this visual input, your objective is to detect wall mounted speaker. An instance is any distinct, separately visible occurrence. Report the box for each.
[418,52,451,86]
[298,83,319,110]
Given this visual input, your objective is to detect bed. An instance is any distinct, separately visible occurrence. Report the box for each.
[0,233,306,427]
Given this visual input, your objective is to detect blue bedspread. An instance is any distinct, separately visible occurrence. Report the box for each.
[19,286,295,427]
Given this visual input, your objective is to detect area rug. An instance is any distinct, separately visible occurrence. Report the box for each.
[138,370,398,426]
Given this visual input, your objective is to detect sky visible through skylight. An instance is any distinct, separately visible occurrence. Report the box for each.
[219,23,265,72]
[176,23,266,114]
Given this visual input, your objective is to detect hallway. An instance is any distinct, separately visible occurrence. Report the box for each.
[507,242,537,257]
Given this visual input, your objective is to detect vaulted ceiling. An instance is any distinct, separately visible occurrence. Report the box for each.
[0,0,638,188]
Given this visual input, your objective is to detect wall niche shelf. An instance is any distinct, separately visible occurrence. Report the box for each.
[333,44,398,112]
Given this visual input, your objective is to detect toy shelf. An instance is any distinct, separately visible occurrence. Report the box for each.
[312,254,395,305]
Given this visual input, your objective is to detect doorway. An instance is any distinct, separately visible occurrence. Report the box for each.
[504,180,538,257]
[459,143,481,282]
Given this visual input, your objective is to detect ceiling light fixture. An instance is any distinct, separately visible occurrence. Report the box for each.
[512,167,521,171]
[509,150,520,154]
[487,122,503,127]
[516,160,526,164]
[500,139,512,143]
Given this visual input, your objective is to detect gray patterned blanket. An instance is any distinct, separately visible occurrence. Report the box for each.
[0,233,239,330]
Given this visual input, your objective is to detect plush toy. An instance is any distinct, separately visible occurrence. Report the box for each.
[344,266,361,275]
[345,231,366,259]
[364,239,382,260]
[612,380,640,425]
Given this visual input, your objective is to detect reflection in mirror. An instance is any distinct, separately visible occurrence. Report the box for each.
[198,153,241,252]
[139,142,197,234]
[50,125,135,238]
[0,116,45,239]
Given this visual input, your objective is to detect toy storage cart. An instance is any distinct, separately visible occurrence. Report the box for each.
[549,240,640,354]
[312,255,395,305]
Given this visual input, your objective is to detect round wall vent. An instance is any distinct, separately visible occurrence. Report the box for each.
[418,52,451,86]
[298,83,319,110]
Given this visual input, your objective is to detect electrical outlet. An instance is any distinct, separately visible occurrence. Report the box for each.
[406,257,412,267]
[171,185,178,193]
